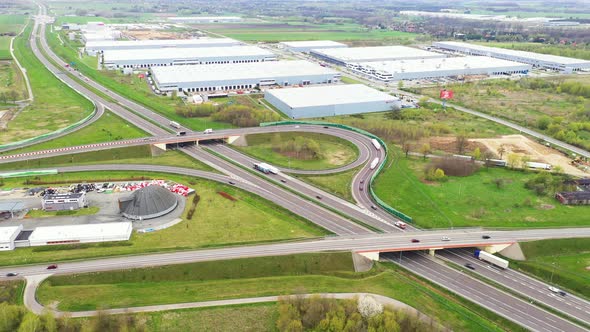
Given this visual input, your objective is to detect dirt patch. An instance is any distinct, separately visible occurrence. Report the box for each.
[471,135,588,177]
[538,204,555,210]
[328,150,349,165]
[424,136,491,155]
[124,30,183,40]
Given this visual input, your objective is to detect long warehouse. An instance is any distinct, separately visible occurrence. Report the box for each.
[27,222,133,247]
[85,38,242,56]
[265,84,400,119]
[102,46,277,69]
[279,40,348,52]
[310,46,445,66]
[151,60,341,93]
[355,56,532,81]
[433,41,590,72]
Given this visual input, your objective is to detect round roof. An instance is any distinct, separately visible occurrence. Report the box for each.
[120,185,178,220]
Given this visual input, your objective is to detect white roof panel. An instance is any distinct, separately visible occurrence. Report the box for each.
[364,56,531,74]
[29,222,132,242]
[0,226,21,242]
[86,38,241,49]
[152,60,339,84]
[266,84,398,108]
[103,46,274,62]
[312,46,444,62]
[280,40,347,48]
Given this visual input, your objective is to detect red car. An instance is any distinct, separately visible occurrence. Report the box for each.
[47,264,58,270]
[411,239,420,243]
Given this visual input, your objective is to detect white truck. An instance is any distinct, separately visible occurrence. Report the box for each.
[394,221,406,229]
[370,158,380,170]
[525,162,552,170]
[169,121,181,129]
[203,128,213,134]
[474,249,509,269]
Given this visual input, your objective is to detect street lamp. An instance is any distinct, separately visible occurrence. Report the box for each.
[550,262,556,284]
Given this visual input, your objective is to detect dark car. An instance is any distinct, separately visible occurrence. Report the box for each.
[370,205,378,210]
[280,179,287,183]
[360,180,365,184]
[228,181,235,185]
[411,239,420,243]
[316,195,322,200]
[6,272,18,277]
[482,235,491,239]
[359,186,363,191]
[464,263,475,270]
[47,264,58,270]
[558,290,567,296]
[323,126,329,129]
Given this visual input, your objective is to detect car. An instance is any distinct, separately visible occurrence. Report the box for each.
[548,286,560,293]
[360,180,365,184]
[464,263,475,270]
[441,236,451,241]
[359,186,363,191]
[316,195,322,200]
[370,205,377,210]
[47,264,58,270]
[558,290,567,296]
[280,179,287,183]
[411,239,420,243]
[5,272,18,277]
[482,235,491,239]
[323,126,329,129]
[228,181,235,185]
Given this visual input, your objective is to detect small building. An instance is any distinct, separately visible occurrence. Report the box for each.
[0,201,26,219]
[42,192,87,211]
[279,40,348,53]
[0,225,23,251]
[119,185,178,220]
[555,191,590,205]
[265,84,400,119]
[310,46,445,66]
[28,222,133,246]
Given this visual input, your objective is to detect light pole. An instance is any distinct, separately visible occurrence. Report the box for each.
[550,262,556,284]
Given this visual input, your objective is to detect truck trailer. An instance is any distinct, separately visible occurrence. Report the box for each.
[474,249,509,269]
[254,163,279,174]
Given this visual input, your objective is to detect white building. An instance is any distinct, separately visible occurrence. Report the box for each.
[42,193,87,211]
[168,16,242,23]
[0,225,22,251]
[310,46,445,66]
[433,41,590,72]
[354,56,532,81]
[28,222,133,246]
[151,60,341,93]
[265,84,400,119]
[102,46,277,69]
[85,38,242,56]
[279,40,348,53]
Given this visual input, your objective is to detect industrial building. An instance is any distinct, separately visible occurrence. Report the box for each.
[85,38,242,56]
[279,40,348,53]
[0,201,26,219]
[432,41,590,72]
[42,192,87,211]
[353,56,531,81]
[151,60,341,93]
[102,46,277,69]
[27,222,133,246]
[310,46,445,66]
[119,185,178,220]
[264,84,400,119]
[0,225,22,251]
[168,16,242,23]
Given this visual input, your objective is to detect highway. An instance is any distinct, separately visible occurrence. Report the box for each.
[437,248,590,324]
[384,252,587,332]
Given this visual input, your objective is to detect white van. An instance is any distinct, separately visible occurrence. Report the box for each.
[203,128,213,134]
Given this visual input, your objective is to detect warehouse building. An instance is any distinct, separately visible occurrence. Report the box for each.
[42,192,87,211]
[28,222,133,246]
[279,40,348,53]
[85,38,242,56]
[354,56,531,81]
[119,185,178,220]
[265,84,400,119]
[102,46,277,69]
[151,60,341,93]
[310,46,445,66]
[432,41,590,72]
[0,225,22,251]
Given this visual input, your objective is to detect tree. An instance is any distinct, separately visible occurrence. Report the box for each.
[552,165,563,174]
[8,90,18,103]
[402,141,412,158]
[455,134,467,155]
[482,151,495,168]
[17,312,41,332]
[507,153,521,169]
[0,92,7,104]
[419,143,431,160]
[497,144,506,159]
[397,80,404,89]
[520,155,531,169]
[472,147,481,161]
[358,295,383,319]
[493,178,505,189]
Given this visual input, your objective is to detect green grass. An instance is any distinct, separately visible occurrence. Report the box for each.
[340,76,364,84]
[507,238,590,298]
[26,206,99,218]
[0,61,26,96]
[0,15,27,59]
[0,171,327,266]
[38,253,523,332]
[373,149,590,228]
[296,167,358,202]
[0,23,94,144]
[234,132,359,170]
[0,280,25,305]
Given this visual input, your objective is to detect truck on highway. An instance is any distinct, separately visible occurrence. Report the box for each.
[371,139,381,150]
[370,158,379,170]
[254,163,279,174]
[474,249,509,269]
[203,128,213,134]
[169,121,181,129]
[394,221,406,229]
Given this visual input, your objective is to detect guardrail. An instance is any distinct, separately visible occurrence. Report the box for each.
[260,120,413,223]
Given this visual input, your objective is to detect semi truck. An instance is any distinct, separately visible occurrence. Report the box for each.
[169,121,181,129]
[370,158,380,170]
[474,249,509,269]
[254,163,279,174]
[525,162,552,170]
[394,221,407,229]
[371,139,381,150]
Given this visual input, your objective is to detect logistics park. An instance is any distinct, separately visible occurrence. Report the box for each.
[0,0,589,331]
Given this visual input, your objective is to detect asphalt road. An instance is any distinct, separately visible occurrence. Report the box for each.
[384,252,587,332]
[437,248,590,324]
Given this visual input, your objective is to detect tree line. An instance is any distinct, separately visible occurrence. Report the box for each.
[271,134,322,160]
[175,102,280,127]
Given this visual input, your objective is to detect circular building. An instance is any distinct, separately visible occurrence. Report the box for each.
[119,185,178,220]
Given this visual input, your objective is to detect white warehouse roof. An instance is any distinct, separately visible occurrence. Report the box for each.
[280,40,347,49]
[0,226,22,242]
[152,60,339,85]
[311,46,445,63]
[266,84,397,108]
[434,41,590,66]
[28,222,132,245]
[103,45,274,63]
[86,38,241,49]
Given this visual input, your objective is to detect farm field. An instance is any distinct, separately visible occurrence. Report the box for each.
[0,171,327,267]
[37,253,523,332]
[373,149,590,229]
[0,15,27,59]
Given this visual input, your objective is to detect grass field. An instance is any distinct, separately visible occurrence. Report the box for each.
[0,61,26,97]
[296,167,358,202]
[0,171,326,266]
[38,253,524,332]
[373,149,590,228]
[1,24,94,144]
[0,279,24,305]
[234,132,359,170]
[27,206,99,218]
[0,15,27,59]
[508,238,590,298]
